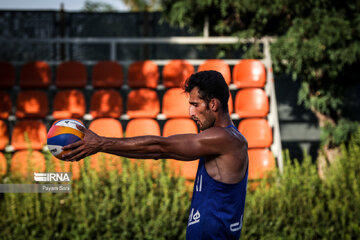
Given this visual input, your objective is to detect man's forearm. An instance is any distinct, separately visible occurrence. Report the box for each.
[101,150,162,160]
[99,135,164,158]
[98,135,197,161]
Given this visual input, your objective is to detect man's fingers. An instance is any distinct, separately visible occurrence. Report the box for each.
[61,124,99,162]
[66,151,86,162]
[63,146,83,160]
[63,140,83,151]
[76,124,86,132]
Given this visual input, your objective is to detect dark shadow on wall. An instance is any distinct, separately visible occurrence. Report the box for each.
[274,74,320,162]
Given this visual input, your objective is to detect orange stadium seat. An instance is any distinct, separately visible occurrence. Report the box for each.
[0,152,6,176]
[126,118,161,137]
[198,59,231,85]
[11,120,47,150]
[89,118,123,172]
[163,118,198,136]
[162,88,190,118]
[56,61,87,88]
[127,89,160,119]
[52,90,86,119]
[15,90,49,118]
[90,89,123,119]
[248,149,276,180]
[51,157,82,180]
[11,150,46,178]
[0,120,9,150]
[163,118,199,180]
[125,118,161,169]
[234,88,269,118]
[238,119,272,148]
[162,60,195,88]
[89,118,123,138]
[0,91,12,119]
[233,59,266,88]
[92,61,123,88]
[0,61,15,88]
[128,60,159,89]
[20,61,51,88]
[228,93,233,114]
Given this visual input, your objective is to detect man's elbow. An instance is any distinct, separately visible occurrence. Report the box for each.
[150,136,168,155]
[156,136,179,157]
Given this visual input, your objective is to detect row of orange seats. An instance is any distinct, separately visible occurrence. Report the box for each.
[0,59,266,89]
[0,87,269,120]
[0,118,274,181]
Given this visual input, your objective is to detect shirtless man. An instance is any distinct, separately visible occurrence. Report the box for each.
[63,70,249,239]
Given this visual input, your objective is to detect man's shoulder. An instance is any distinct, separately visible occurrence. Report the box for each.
[199,126,230,138]
[200,126,247,146]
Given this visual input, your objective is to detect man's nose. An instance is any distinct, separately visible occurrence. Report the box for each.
[189,105,195,117]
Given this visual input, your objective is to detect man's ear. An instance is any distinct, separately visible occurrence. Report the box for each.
[210,98,221,112]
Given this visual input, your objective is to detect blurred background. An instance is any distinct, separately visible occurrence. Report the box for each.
[0,1,359,239]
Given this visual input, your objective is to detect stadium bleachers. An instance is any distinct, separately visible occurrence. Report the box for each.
[234,88,269,118]
[248,148,275,180]
[15,90,49,118]
[56,61,87,88]
[52,89,86,119]
[90,89,123,119]
[128,60,159,89]
[162,88,190,119]
[198,59,232,85]
[20,61,51,88]
[11,120,47,150]
[238,118,273,148]
[0,61,16,88]
[0,91,12,119]
[233,59,266,88]
[162,59,194,88]
[126,88,160,119]
[0,59,275,182]
[92,61,124,88]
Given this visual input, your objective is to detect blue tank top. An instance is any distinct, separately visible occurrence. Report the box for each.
[186,125,248,240]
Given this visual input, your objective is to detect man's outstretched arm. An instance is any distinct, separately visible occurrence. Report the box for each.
[62,125,231,162]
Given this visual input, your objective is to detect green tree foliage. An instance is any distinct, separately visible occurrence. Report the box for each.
[82,0,118,12]
[243,127,360,239]
[321,118,359,147]
[122,0,162,11]
[161,0,360,149]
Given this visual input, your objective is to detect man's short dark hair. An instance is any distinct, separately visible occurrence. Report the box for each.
[184,70,229,113]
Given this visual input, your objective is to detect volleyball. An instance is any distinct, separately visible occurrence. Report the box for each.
[47,119,85,160]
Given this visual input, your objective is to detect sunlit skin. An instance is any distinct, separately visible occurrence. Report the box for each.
[62,87,248,184]
[189,87,216,131]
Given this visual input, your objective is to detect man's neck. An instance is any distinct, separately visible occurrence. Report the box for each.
[214,112,233,128]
